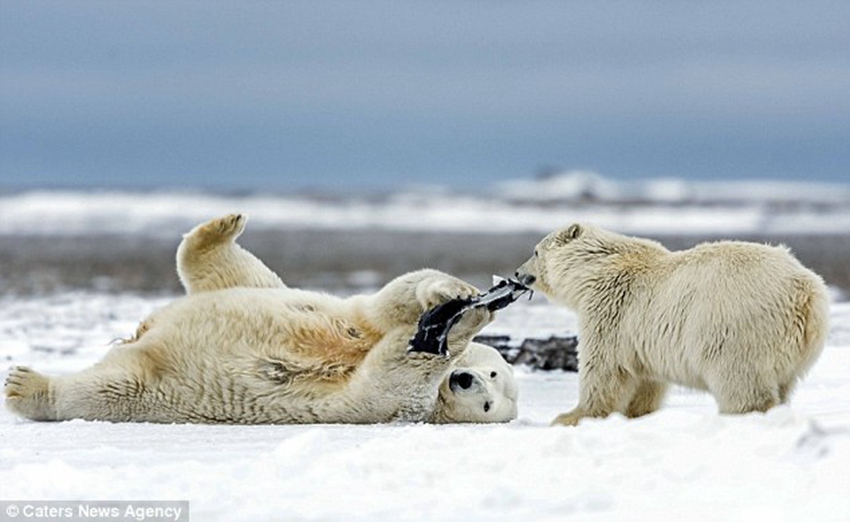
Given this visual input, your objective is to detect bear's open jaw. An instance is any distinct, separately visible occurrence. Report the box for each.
[408,278,531,356]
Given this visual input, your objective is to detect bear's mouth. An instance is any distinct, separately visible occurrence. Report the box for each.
[516,273,537,287]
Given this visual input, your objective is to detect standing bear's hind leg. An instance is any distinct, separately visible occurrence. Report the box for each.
[5,366,56,421]
[712,370,781,414]
[778,379,797,405]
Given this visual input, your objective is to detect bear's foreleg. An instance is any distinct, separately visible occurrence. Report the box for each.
[344,329,460,423]
[362,269,484,330]
[623,379,668,418]
[552,355,638,427]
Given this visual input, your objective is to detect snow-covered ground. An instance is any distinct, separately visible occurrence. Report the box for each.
[2,292,849,521]
[2,175,849,519]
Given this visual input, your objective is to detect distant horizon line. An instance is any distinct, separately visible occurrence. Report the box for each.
[1,170,848,197]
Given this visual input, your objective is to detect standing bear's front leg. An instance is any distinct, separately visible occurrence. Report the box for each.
[551,337,640,426]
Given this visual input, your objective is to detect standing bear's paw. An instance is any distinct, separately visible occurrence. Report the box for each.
[551,409,585,427]
[5,366,55,421]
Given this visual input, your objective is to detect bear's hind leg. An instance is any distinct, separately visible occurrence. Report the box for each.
[712,373,780,414]
[778,379,798,405]
[49,367,158,422]
[176,213,285,294]
[624,379,668,418]
[5,366,56,421]
[7,349,166,423]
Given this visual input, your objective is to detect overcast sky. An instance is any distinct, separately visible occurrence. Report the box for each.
[1,1,848,192]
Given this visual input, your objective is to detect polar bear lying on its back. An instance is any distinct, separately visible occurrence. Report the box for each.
[516,223,829,426]
[5,214,518,424]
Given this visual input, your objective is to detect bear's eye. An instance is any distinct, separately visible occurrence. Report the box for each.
[484,402,491,413]
[533,249,538,258]
[490,371,497,378]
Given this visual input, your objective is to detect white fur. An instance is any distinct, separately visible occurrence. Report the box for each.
[432,342,518,423]
[516,222,830,426]
[6,214,517,424]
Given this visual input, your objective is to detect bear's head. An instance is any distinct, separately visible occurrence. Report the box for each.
[431,343,518,423]
[515,222,621,309]
[514,222,591,308]
[516,222,667,310]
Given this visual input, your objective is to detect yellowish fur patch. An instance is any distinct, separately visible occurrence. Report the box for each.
[256,306,384,393]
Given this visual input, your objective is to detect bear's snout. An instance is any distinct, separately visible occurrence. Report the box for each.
[515,271,536,287]
[449,370,477,392]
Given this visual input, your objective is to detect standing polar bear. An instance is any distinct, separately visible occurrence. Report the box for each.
[516,223,829,426]
[5,214,518,424]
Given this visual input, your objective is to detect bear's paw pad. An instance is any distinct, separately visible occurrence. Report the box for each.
[4,366,52,419]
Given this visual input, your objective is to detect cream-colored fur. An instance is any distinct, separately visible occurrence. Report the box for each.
[516,223,830,426]
[6,214,515,424]
[431,342,518,423]
[176,214,517,423]
[176,213,517,423]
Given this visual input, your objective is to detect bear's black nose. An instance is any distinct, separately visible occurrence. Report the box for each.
[450,371,475,390]
[515,272,536,286]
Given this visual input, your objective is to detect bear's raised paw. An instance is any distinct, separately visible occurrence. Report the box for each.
[416,277,479,312]
[183,213,247,248]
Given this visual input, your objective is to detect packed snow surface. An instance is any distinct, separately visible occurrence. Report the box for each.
[2,293,849,521]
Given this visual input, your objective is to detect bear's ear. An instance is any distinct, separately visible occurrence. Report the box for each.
[556,223,582,244]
